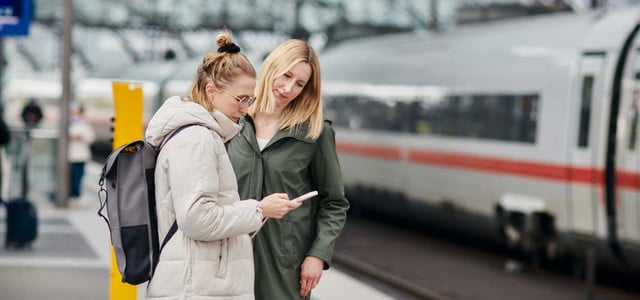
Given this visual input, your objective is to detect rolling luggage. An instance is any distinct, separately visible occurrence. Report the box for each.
[4,197,37,248]
[2,130,38,248]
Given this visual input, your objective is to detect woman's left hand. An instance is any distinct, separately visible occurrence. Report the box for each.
[299,256,324,297]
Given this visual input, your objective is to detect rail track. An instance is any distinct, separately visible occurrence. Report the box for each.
[332,213,640,300]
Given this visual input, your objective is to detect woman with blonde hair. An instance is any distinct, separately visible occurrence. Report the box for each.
[144,30,299,300]
[228,39,350,299]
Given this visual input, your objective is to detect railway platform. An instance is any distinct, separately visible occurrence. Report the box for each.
[0,151,394,300]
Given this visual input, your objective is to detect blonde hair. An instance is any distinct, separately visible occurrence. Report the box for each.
[250,39,323,139]
[187,30,256,112]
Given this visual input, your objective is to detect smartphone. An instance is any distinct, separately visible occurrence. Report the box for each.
[292,191,318,203]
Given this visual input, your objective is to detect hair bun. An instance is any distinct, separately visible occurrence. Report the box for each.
[217,43,241,54]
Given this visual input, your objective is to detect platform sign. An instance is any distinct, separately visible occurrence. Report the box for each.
[0,0,33,36]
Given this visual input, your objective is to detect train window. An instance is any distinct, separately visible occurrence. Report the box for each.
[324,95,363,129]
[325,92,538,143]
[578,76,594,148]
[628,88,640,151]
[413,93,538,143]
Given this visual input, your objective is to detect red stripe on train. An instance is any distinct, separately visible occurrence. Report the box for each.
[617,171,640,190]
[336,141,640,190]
[335,143,401,160]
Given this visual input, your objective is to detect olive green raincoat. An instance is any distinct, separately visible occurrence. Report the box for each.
[228,116,350,300]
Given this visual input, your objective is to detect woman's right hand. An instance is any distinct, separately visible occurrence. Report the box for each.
[259,193,301,219]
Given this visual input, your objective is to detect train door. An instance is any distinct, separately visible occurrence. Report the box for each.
[568,53,607,235]
[617,48,640,242]
[630,58,640,243]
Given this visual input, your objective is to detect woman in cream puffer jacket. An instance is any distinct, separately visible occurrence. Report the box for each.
[145,96,261,299]
[144,31,298,300]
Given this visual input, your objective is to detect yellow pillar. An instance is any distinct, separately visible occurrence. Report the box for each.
[109,81,145,300]
[112,82,144,149]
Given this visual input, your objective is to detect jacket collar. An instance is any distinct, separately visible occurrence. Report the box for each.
[240,115,315,153]
[211,109,242,143]
[145,96,242,146]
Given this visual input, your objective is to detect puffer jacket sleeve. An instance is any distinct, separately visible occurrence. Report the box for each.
[307,122,350,268]
[164,126,262,241]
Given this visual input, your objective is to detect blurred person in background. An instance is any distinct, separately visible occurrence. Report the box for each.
[144,30,299,299]
[21,98,43,135]
[68,102,95,207]
[228,39,350,299]
[0,105,10,201]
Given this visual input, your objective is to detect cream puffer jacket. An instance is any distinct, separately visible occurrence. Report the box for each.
[145,96,263,300]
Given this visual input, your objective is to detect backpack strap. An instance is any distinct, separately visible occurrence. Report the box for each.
[160,221,178,252]
[152,124,200,276]
[152,220,177,278]
[159,124,199,150]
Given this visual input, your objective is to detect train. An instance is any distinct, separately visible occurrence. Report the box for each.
[4,6,640,274]
[319,7,640,273]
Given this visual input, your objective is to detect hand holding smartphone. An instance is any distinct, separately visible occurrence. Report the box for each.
[292,191,318,203]
[251,191,318,239]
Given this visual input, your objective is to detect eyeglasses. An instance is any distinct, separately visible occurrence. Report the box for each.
[220,89,256,108]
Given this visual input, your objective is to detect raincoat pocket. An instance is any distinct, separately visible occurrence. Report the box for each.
[280,220,298,269]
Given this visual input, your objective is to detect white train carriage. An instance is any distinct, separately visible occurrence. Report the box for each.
[320,7,640,271]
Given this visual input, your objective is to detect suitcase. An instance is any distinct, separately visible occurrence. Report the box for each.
[4,197,38,248]
[3,131,38,248]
